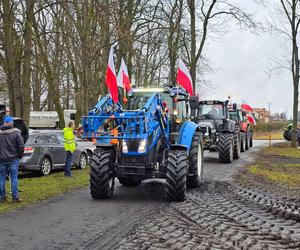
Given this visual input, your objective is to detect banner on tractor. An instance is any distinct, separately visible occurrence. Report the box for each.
[117,58,131,91]
[176,58,193,96]
[241,99,253,112]
[105,46,119,103]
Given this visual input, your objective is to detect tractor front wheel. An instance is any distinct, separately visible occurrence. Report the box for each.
[187,132,204,189]
[165,149,188,201]
[218,133,234,163]
[90,149,115,199]
[233,127,241,159]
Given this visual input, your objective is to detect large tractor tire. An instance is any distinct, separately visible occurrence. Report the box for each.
[245,132,250,150]
[165,149,188,201]
[90,149,115,199]
[187,132,204,189]
[249,132,253,148]
[240,132,246,152]
[233,127,241,159]
[118,178,141,187]
[218,133,234,163]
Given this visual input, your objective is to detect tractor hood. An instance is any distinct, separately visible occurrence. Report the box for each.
[198,120,215,129]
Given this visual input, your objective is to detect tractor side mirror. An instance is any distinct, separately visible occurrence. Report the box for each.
[189,96,199,109]
[233,103,237,111]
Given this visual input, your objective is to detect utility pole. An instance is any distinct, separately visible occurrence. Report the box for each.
[267,102,272,116]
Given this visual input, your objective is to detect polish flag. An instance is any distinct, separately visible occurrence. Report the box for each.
[241,99,253,112]
[176,58,193,96]
[247,113,257,125]
[117,58,132,91]
[105,46,118,103]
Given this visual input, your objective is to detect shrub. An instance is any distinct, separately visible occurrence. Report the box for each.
[254,121,290,132]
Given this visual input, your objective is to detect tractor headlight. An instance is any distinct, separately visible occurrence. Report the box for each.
[138,139,147,153]
[122,140,128,153]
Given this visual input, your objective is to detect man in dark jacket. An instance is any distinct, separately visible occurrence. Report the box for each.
[0,116,24,202]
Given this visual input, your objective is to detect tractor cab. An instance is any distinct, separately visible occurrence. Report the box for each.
[198,100,228,120]
[127,87,190,133]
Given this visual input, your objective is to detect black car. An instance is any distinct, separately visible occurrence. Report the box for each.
[20,130,94,175]
[0,106,28,143]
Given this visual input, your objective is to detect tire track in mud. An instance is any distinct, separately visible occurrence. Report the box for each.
[117,182,300,250]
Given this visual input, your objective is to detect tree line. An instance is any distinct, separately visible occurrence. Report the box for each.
[0,0,255,127]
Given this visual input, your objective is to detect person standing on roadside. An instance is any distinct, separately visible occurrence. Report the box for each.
[63,121,76,177]
[0,116,24,203]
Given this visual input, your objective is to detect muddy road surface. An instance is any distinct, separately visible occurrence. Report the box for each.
[1,140,299,250]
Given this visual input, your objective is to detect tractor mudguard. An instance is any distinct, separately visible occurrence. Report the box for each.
[95,143,115,149]
[221,120,236,133]
[169,144,188,151]
[178,121,199,151]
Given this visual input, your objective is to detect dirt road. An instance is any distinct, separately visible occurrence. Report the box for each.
[1,140,299,250]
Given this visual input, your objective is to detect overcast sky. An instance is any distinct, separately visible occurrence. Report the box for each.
[203,1,293,118]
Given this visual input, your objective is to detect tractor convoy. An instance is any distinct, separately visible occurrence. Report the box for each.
[82,87,254,201]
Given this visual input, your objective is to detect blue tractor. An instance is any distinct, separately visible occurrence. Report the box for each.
[82,87,203,201]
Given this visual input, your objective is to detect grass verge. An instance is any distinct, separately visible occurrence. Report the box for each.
[263,146,300,158]
[253,130,283,140]
[0,168,89,213]
[248,164,300,186]
[236,142,300,198]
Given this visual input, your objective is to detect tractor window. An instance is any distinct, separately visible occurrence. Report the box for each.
[239,111,244,122]
[127,93,153,110]
[175,101,187,120]
[229,112,238,122]
[199,104,225,119]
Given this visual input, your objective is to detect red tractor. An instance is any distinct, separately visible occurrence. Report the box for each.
[228,103,253,152]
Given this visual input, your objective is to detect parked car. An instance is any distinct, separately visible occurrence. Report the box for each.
[20,130,95,176]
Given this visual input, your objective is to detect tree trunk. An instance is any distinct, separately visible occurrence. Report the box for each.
[22,0,34,126]
[2,0,22,117]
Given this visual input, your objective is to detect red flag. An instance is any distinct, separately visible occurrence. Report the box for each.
[117,58,132,91]
[176,58,193,95]
[247,113,256,125]
[105,46,118,103]
[241,99,253,112]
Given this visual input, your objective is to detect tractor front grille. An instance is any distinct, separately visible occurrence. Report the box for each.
[122,155,146,165]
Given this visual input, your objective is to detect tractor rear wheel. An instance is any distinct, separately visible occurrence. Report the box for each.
[233,127,241,159]
[245,132,250,150]
[218,133,234,163]
[90,149,114,199]
[165,149,188,201]
[240,132,246,152]
[118,178,141,187]
[187,132,204,189]
[250,132,253,148]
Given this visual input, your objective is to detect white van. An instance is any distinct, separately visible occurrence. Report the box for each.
[29,110,77,129]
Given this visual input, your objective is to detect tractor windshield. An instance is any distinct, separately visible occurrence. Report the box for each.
[198,104,225,119]
[127,93,153,110]
[127,92,172,110]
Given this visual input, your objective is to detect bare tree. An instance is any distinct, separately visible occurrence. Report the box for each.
[185,0,256,90]
[265,0,300,147]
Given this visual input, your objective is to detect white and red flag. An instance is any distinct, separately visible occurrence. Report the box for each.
[117,58,131,91]
[176,58,193,96]
[247,113,257,125]
[241,99,253,112]
[105,46,119,103]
